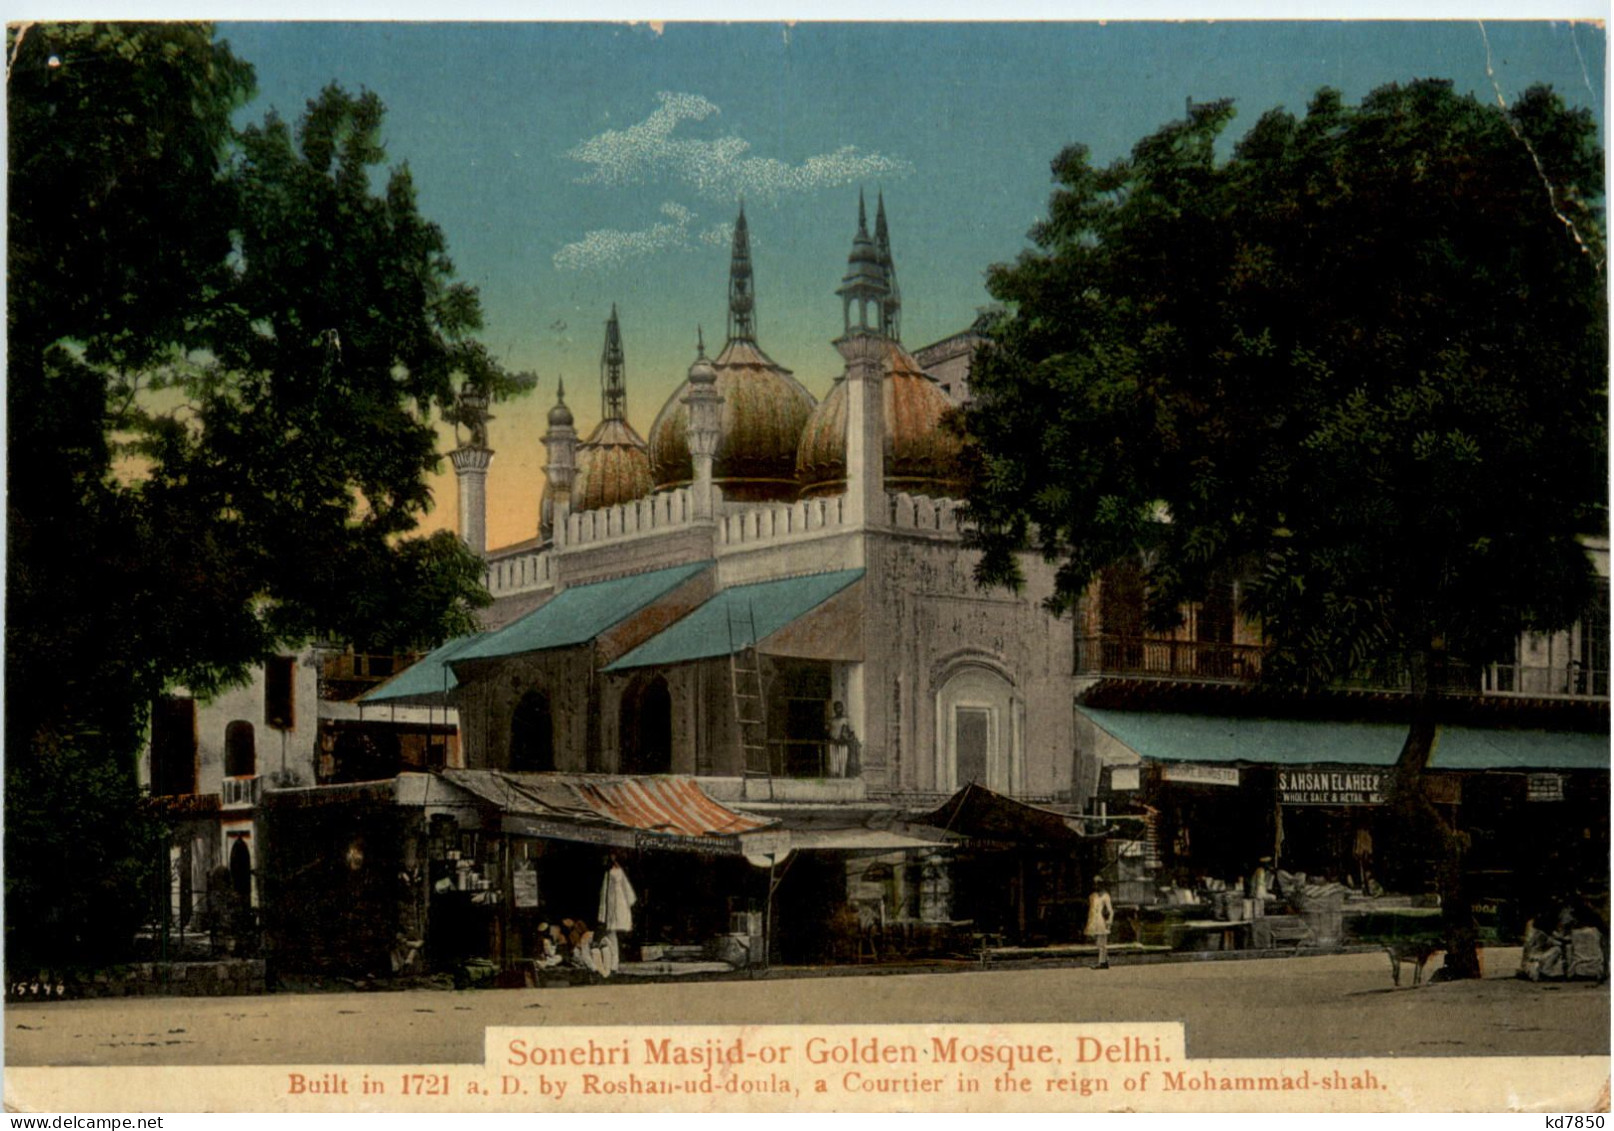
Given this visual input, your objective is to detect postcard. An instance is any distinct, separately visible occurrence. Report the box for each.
[5,17,1608,1115]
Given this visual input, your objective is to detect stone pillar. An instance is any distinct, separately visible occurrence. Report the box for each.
[450,446,492,556]
[836,332,886,528]
[683,340,723,522]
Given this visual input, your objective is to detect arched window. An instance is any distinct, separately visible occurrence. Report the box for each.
[620,675,673,774]
[510,691,556,772]
[935,663,1021,794]
[225,720,256,778]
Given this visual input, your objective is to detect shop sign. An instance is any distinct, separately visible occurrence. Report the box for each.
[1527,773,1565,802]
[1110,766,1141,791]
[1278,769,1385,805]
[1161,763,1239,787]
[512,865,539,908]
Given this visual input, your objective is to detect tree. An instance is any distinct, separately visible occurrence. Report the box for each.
[961,80,1606,977]
[6,23,533,968]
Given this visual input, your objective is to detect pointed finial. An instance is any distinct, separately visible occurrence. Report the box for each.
[697,324,706,357]
[857,188,868,235]
[727,201,756,343]
[600,305,627,422]
[557,376,566,401]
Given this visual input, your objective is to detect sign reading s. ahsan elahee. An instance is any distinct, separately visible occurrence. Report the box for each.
[1277,770,1385,805]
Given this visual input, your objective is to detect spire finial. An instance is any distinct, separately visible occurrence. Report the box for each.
[858,188,868,235]
[600,306,627,422]
[696,324,706,357]
[727,202,756,343]
[557,376,566,401]
[875,192,900,341]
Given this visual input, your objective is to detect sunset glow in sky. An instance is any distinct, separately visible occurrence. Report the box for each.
[219,21,1606,551]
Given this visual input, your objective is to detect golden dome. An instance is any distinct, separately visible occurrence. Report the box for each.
[648,339,818,504]
[796,340,964,499]
[574,418,653,513]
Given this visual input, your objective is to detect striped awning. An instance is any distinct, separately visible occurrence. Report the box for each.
[437,770,773,854]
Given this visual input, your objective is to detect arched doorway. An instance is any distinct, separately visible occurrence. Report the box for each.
[510,690,556,772]
[229,837,253,907]
[934,662,1021,793]
[620,675,673,774]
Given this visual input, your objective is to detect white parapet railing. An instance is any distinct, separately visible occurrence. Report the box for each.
[717,494,848,548]
[564,487,696,549]
[486,548,555,597]
[887,491,965,534]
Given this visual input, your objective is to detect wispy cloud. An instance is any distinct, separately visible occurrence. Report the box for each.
[553,201,700,272]
[566,91,911,201]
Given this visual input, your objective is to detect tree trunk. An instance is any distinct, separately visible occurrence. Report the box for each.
[1388,658,1482,980]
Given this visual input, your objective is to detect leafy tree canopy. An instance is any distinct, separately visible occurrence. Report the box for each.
[964,80,1606,689]
[6,22,533,965]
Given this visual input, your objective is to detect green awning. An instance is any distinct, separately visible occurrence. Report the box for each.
[453,561,712,664]
[605,569,864,672]
[362,633,486,705]
[1078,708,1608,772]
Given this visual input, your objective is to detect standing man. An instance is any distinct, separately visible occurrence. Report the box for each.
[826,701,857,778]
[1086,880,1116,970]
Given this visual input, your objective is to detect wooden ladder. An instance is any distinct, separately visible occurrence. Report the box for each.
[727,599,772,793]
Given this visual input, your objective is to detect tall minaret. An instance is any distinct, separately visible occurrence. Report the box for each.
[541,379,578,546]
[600,303,628,422]
[874,191,902,341]
[681,327,723,520]
[834,190,889,528]
[727,202,756,343]
[450,386,493,555]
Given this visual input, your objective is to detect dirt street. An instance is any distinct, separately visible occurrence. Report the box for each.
[7,949,1607,1067]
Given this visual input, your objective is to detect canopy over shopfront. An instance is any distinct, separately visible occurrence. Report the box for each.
[740,806,959,862]
[920,782,1104,845]
[438,770,774,855]
[1078,708,1609,772]
[604,569,864,671]
[452,562,713,664]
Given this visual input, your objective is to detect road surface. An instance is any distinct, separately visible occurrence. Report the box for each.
[7,948,1607,1067]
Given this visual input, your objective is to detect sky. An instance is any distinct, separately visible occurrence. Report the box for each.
[215,20,1607,550]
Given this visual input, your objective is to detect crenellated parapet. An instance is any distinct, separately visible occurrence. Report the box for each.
[563,486,697,548]
[486,548,555,597]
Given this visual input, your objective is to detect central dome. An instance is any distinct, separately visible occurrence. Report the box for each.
[648,339,817,503]
[796,340,964,499]
[648,206,817,504]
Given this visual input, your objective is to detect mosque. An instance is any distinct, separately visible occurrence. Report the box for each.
[148,194,1607,977]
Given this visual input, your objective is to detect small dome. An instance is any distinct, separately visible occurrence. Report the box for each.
[548,398,574,428]
[688,348,717,387]
[796,340,964,499]
[649,339,817,504]
[574,418,653,513]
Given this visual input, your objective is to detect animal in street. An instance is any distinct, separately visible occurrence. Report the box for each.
[1384,940,1444,986]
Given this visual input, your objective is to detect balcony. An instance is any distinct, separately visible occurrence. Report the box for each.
[318,651,421,703]
[1076,635,1265,683]
[1078,635,1609,704]
[220,776,263,808]
[1483,663,1609,702]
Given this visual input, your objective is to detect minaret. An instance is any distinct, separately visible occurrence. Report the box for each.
[874,191,902,341]
[541,379,578,546]
[727,202,756,343]
[681,327,723,520]
[450,386,493,556]
[835,190,889,527]
[600,304,628,422]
